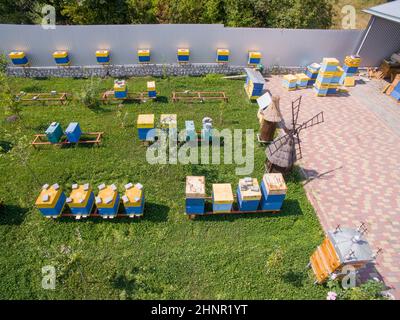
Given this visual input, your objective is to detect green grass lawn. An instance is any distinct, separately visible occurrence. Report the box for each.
[0,75,327,299]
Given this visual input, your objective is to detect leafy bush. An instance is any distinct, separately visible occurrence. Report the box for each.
[326,278,389,300]
[75,76,102,109]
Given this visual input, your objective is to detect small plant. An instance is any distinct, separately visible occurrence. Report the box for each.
[75,76,102,109]
[326,278,388,300]
[0,53,8,73]
[0,71,22,120]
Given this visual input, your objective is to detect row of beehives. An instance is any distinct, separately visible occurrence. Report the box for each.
[282,55,361,96]
[8,49,262,66]
[185,173,287,215]
[137,114,214,142]
[113,79,156,99]
[44,121,81,144]
[35,182,144,219]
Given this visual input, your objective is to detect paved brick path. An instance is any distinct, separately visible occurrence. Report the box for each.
[266,76,400,298]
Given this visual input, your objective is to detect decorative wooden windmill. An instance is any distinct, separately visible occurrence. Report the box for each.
[265,96,324,173]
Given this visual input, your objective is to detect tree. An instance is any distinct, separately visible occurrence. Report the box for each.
[0,69,23,121]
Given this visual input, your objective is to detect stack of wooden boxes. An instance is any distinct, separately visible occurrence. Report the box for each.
[138,49,151,63]
[212,183,234,213]
[248,51,261,66]
[259,173,287,211]
[340,55,361,87]
[296,73,310,89]
[185,176,206,215]
[114,80,127,99]
[66,183,95,218]
[9,51,29,66]
[137,114,155,141]
[216,49,229,63]
[122,183,145,217]
[147,81,157,98]
[237,178,261,212]
[53,51,70,66]
[282,75,298,91]
[65,122,82,143]
[314,58,340,96]
[95,183,120,218]
[305,63,321,87]
[177,48,190,63]
[244,68,265,100]
[45,122,63,144]
[96,50,110,64]
[35,183,66,218]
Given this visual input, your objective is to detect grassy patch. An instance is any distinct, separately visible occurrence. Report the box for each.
[0,75,326,299]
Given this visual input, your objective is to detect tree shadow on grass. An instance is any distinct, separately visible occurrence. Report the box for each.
[155,96,169,103]
[281,269,307,288]
[0,203,29,225]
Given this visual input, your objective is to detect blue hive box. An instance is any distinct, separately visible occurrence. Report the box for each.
[212,183,234,213]
[45,122,63,144]
[185,120,197,142]
[122,183,145,216]
[391,89,400,101]
[96,184,120,218]
[65,122,82,143]
[260,173,287,211]
[35,183,66,218]
[237,178,261,212]
[343,65,358,74]
[66,183,95,217]
[185,176,206,214]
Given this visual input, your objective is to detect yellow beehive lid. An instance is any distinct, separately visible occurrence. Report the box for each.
[217,49,229,55]
[147,81,156,91]
[53,51,68,58]
[318,71,335,78]
[283,74,298,82]
[96,184,118,208]
[35,183,62,208]
[335,66,344,76]
[186,176,206,198]
[213,183,234,204]
[296,73,309,81]
[322,58,339,66]
[114,80,126,91]
[249,51,261,58]
[177,48,190,55]
[96,50,109,57]
[9,51,25,59]
[67,183,92,208]
[160,114,177,129]
[238,178,261,201]
[344,76,355,87]
[263,173,287,195]
[138,49,150,56]
[122,183,143,207]
[137,114,155,128]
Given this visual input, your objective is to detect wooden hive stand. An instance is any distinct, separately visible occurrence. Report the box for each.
[31,132,104,149]
[100,90,155,104]
[171,91,228,103]
[15,92,69,105]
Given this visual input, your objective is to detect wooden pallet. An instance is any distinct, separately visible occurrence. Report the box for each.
[15,92,69,105]
[100,90,154,103]
[171,91,228,103]
[31,132,104,148]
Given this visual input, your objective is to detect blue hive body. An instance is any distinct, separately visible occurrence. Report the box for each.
[237,187,259,211]
[69,192,94,215]
[186,198,205,214]
[65,122,82,143]
[45,122,64,144]
[139,55,150,62]
[124,192,145,215]
[97,194,120,216]
[96,56,110,63]
[39,192,66,216]
[138,128,155,140]
[185,176,206,215]
[259,174,287,211]
[114,90,127,99]
[260,180,285,211]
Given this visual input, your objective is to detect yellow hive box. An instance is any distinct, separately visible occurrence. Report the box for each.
[137,114,155,129]
[249,51,262,59]
[114,80,126,91]
[96,50,109,57]
[186,176,206,198]
[138,49,150,56]
[322,58,339,66]
[177,48,190,55]
[315,80,330,89]
[217,49,229,56]
[238,178,261,201]
[296,73,309,81]
[283,74,298,82]
[263,173,287,195]
[160,114,177,129]
[9,51,25,59]
[318,71,335,78]
[344,55,361,67]
[35,183,63,208]
[212,183,234,204]
[147,81,156,91]
[96,184,118,208]
[123,183,143,207]
[67,184,92,208]
[53,51,68,58]
[344,76,355,87]
[335,66,344,77]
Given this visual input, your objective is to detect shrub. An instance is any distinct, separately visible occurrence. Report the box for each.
[75,76,102,109]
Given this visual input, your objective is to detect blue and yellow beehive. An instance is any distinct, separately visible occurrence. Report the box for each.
[177,48,190,63]
[314,58,340,96]
[137,114,155,141]
[216,49,229,63]
[53,51,70,66]
[248,51,261,65]
[66,183,95,218]
[340,55,361,86]
[212,183,234,213]
[45,122,63,144]
[237,178,261,212]
[138,49,150,63]
[9,51,28,66]
[114,80,127,99]
[95,183,120,218]
[319,58,339,72]
[122,183,145,217]
[185,120,196,142]
[147,81,157,98]
[201,117,213,142]
[96,50,110,64]
[296,73,310,89]
[306,63,321,87]
[65,122,82,143]
[282,74,297,91]
[260,173,287,211]
[35,183,66,218]
[244,68,265,100]
[185,176,206,215]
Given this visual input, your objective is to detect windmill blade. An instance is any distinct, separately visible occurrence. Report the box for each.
[292,96,302,129]
[296,111,324,132]
[295,133,303,160]
[266,133,291,157]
